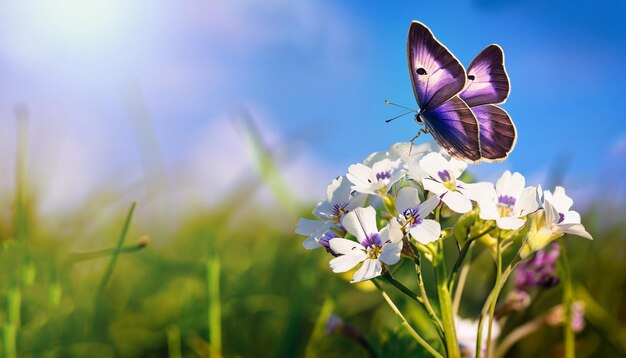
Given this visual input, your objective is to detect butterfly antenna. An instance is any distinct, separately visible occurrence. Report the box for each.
[385,110,415,123]
[384,100,418,123]
[384,99,417,112]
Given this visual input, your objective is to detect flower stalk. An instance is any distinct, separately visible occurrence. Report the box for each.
[434,239,460,358]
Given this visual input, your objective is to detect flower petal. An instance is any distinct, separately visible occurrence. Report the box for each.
[386,167,406,191]
[409,219,441,244]
[423,178,447,195]
[563,210,581,224]
[328,176,352,204]
[351,259,382,282]
[442,191,472,213]
[396,187,420,214]
[313,200,333,219]
[449,158,468,179]
[330,253,366,273]
[295,218,327,236]
[417,195,441,218]
[543,200,559,225]
[461,181,495,203]
[303,236,323,249]
[346,192,368,211]
[497,171,525,198]
[341,207,378,244]
[478,198,499,221]
[329,238,364,255]
[552,186,574,213]
[383,218,404,244]
[379,241,403,265]
[371,158,400,175]
[559,223,593,240]
[496,216,526,230]
[346,163,374,189]
[514,186,541,217]
[419,152,450,181]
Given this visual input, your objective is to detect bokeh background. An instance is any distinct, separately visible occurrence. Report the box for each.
[0,0,625,357]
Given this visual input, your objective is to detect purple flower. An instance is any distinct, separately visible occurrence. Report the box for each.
[515,243,561,290]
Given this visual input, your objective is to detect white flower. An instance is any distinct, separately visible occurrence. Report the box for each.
[455,316,500,358]
[521,187,592,257]
[477,171,541,230]
[328,207,403,283]
[296,176,365,249]
[347,158,404,196]
[543,187,591,237]
[418,152,475,213]
[365,141,441,170]
[395,187,442,244]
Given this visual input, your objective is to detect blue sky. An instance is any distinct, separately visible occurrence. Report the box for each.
[0,0,624,209]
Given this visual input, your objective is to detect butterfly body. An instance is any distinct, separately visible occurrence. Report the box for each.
[405,21,516,162]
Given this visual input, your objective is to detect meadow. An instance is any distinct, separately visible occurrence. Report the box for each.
[1,118,625,358]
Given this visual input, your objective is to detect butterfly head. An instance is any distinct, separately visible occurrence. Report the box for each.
[414,113,424,125]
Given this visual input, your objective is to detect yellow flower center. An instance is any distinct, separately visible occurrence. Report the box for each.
[366,245,382,259]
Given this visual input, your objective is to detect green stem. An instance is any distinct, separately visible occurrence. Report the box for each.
[381,272,424,304]
[375,282,444,358]
[560,241,575,358]
[415,261,444,336]
[382,194,397,217]
[435,240,460,358]
[485,234,502,358]
[452,245,473,316]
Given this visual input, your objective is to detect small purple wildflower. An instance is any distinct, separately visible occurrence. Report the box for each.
[515,243,561,290]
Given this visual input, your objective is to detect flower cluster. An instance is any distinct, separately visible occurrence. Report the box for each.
[296,141,594,357]
[297,142,592,283]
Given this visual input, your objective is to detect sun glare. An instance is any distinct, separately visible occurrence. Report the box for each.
[35,0,128,48]
[1,1,142,73]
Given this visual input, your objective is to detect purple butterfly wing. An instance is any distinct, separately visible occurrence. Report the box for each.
[408,21,467,111]
[422,96,481,162]
[460,44,510,107]
[472,104,517,161]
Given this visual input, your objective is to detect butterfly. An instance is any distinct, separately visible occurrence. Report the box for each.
[404,21,516,162]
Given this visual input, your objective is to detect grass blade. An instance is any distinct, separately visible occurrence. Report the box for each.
[97,202,137,294]
[207,255,222,357]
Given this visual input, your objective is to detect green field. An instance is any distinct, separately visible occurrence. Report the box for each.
[1,132,625,358]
